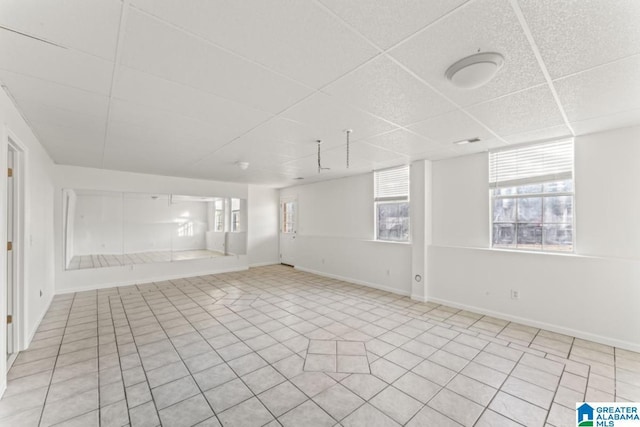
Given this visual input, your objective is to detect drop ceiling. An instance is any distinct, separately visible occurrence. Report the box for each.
[0,0,639,188]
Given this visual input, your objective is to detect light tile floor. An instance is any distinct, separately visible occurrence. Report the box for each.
[2,265,639,426]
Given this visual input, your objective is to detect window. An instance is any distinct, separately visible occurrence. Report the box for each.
[214,199,224,232]
[231,198,240,232]
[374,165,410,242]
[490,140,574,252]
[281,200,295,233]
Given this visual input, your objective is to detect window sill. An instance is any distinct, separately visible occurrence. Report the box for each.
[367,239,412,245]
[488,247,576,256]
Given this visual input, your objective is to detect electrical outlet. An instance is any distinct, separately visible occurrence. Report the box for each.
[511,289,520,300]
[321,258,325,264]
[386,269,390,276]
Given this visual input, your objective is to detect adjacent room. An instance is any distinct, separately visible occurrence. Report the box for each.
[0,1,638,426]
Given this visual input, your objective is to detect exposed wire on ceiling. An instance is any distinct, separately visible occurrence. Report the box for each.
[345,129,352,169]
[317,140,330,174]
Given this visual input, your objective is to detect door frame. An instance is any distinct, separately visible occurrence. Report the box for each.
[279,197,297,266]
[3,127,26,370]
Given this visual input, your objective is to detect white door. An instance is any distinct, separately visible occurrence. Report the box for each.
[6,149,14,360]
[279,199,297,266]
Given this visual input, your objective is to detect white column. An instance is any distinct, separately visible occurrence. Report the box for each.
[410,160,432,302]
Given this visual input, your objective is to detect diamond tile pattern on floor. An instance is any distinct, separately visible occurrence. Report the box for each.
[2,265,638,426]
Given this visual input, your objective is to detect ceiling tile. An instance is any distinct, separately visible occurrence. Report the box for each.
[503,124,572,145]
[47,148,103,169]
[113,66,271,132]
[102,151,200,178]
[0,29,113,94]
[517,0,640,78]
[464,85,565,137]
[554,55,640,123]
[317,0,468,49]
[120,9,312,114]
[323,55,456,126]
[107,99,250,151]
[361,129,442,156]
[408,109,495,145]
[102,134,213,177]
[0,70,110,119]
[389,0,545,107]
[280,92,398,145]
[337,140,408,164]
[12,99,107,139]
[232,117,326,147]
[570,108,640,137]
[130,0,378,88]
[0,0,122,60]
[29,120,104,168]
[180,158,289,185]
[205,139,302,166]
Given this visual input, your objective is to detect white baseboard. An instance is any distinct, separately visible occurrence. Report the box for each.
[294,266,410,297]
[411,293,428,303]
[249,262,278,268]
[56,266,249,295]
[24,293,54,350]
[428,296,640,353]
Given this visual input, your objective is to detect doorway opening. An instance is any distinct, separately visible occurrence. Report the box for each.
[6,137,24,370]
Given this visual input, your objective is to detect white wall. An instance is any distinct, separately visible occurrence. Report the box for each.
[247,185,279,266]
[429,126,640,351]
[0,88,56,396]
[280,173,412,296]
[575,126,640,258]
[54,166,250,293]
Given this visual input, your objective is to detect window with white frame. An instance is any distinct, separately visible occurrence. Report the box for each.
[374,165,410,242]
[490,140,574,252]
[231,198,240,232]
[214,199,224,232]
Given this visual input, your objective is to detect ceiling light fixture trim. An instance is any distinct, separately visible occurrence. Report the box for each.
[445,52,504,89]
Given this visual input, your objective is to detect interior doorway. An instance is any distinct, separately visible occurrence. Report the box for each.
[6,138,23,370]
[279,198,297,267]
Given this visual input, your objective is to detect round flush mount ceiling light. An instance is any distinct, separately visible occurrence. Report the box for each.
[445,52,504,89]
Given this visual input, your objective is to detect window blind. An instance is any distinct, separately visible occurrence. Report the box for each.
[374,165,409,201]
[489,140,574,188]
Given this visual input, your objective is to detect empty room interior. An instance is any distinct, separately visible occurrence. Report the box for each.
[0,0,639,426]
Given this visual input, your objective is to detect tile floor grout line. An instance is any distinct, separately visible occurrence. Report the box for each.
[144,285,264,425]
[161,280,360,425]
[117,292,164,426]
[95,291,101,425]
[106,292,132,426]
[545,363,568,427]
[3,266,636,426]
[465,350,527,427]
[35,293,76,427]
